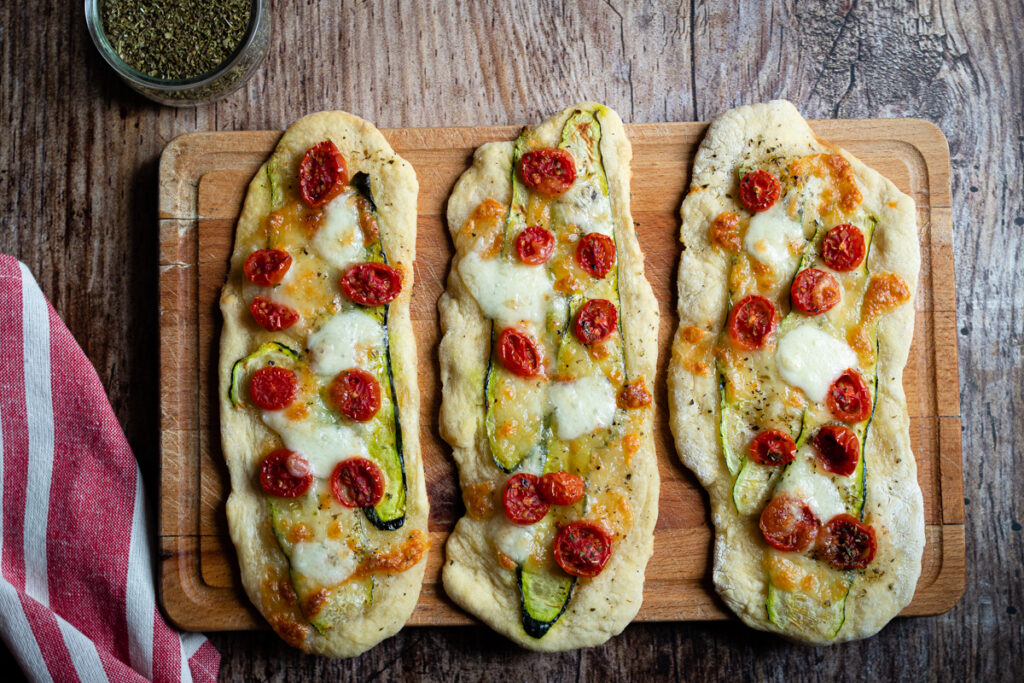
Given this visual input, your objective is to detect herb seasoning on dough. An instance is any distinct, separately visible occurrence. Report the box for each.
[102,0,251,80]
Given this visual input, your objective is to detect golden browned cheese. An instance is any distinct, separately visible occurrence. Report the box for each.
[862,272,911,324]
[458,198,506,256]
[268,614,308,649]
[617,377,653,410]
[463,481,497,520]
[287,522,313,544]
[353,530,429,579]
[709,211,742,251]
[356,196,379,245]
[789,153,863,215]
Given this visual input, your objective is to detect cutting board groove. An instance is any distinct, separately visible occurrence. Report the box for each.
[158,120,963,631]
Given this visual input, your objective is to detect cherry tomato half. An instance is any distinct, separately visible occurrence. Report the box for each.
[576,233,616,279]
[727,294,778,350]
[791,268,841,316]
[519,148,577,198]
[554,520,612,578]
[515,226,555,265]
[574,299,618,345]
[759,494,820,552]
[250,296,299,331]
[503,473,549,525]
[340,262,402,306]
[497,327,541,377]
[813,425,860,477]
[330,457,385,508]
[259,449,313,498]
[250,366,298,411]
[244,249,292,286]
[827,369,872,422]
[329,368,381,422]
[739,170,781,212]
[749,429,797,466]
[299,140,348,208]
[538,472,585,506]
[819,514,877,569]
[822,224,866,272]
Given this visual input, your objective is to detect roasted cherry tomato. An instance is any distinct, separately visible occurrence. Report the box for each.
[250,296,299,331]
[759,494,820,552]
[791,268,841,316]
[749,429,797,466]
[576,233,616,279]
[739,169,781,212]
[249,366,298,411]
[329,368,381,422]
[574,299,618,345]
[554,520,612,578]
[819,514,877,569]
[727,294,778,350]
[340,262,402,306]
[813,425,860,476]
[822,224,866,272]
[827,369,872,422]
[519,148,577,198]
[259,449,313,498]
[502,473,549,525]
[515,226,555,265]
[244,249,292,286]
[497,327,541,377]
[299,140,348,207]
[538,472,585,506]
[330,457,385,508]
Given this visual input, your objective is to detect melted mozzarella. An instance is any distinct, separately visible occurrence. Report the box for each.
[744,199,803,271]
[289,538,359,587]
[457,251,553,328]
[549,375,616,440]
[776,456,846,522]
[489,515,540,565]
[311,191,364,271]
[776,325,858,403]
[307,309,384,376]
[556,177,613,236]
[262,409,368,478]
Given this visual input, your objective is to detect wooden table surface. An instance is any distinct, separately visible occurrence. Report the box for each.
[2,1,1020,680]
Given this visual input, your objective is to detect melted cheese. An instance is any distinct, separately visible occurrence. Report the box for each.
[311,191,364,271]
[776,455,845,522]
[489,515,540,564]
[744,199,803,271]
[549,375,616,440]
[556,177,613,236]
[307,309,384,376]
[289,538,359,587]
[457,251,554,328]
[262,409,368,478]
[776,325,858,403]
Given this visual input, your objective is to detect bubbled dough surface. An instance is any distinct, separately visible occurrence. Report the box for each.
[667,100,924,645]
[218,111,428,658]
[439,103,661,651]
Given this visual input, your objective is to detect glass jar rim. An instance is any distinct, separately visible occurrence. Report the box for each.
[84,0,265,91]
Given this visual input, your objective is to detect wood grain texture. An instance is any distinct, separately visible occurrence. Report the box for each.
[158,121,962,632]
[1,0,1021,680]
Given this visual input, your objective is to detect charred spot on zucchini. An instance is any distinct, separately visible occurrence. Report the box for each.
[351,171,376,210]
[517,563,576,639]
[229,341,301,406]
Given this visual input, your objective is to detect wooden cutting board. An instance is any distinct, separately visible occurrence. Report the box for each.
[158,119,964,631]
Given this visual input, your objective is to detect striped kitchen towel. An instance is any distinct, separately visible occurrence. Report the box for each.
[0,256,219,682]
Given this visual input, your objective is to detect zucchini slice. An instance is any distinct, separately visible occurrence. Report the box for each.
[517,562,576,639]
[228,341,301,406]
[766,577,850,639]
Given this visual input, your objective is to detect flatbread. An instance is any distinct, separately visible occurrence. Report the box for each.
[218,111,428,657]
[439,103,660,651]
[668,100,924,644]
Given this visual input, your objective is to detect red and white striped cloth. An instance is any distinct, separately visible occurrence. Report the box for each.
[0,256,220,682]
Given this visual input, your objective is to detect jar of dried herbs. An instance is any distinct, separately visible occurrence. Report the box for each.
[85,0,270,106]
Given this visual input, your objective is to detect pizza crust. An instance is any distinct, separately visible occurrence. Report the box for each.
[667,100,924,644]
[218,111,428,657]
[439,103,660,650]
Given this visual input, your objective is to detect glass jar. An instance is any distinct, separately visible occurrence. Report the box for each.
[84,0,270,107]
